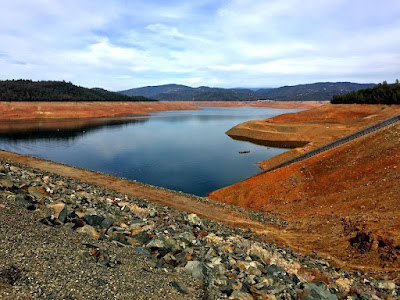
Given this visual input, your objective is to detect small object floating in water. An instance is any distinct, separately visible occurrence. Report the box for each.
[239,151,250,154]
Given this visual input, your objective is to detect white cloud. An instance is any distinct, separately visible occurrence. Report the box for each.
[0,0,399,90]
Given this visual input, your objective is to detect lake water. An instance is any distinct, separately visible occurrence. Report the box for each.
[0,106,301,196]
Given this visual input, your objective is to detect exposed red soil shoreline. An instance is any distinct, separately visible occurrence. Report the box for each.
[0,101,198,121]
[210,105,400,281]
[226,104,400,170]
[2,101,399,280]
[0,101,325,122]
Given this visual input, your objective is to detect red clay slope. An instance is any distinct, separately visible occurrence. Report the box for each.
[210,119,400,281]
[226,104,400,170]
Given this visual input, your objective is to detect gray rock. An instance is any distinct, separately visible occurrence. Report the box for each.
[219,284,233,296]
[187,213,202,227]
[184,261,205,279]
[164,237,181,253]
[247,266,261,276]
[133,246,152,258]
[109,232,128,245]
[375,280,396,290]
[212,264,226,276]
[302,283,338,300]
[149,208,157,217]
[146,238,166,250]
[162,252,177,265]
[266,264,286,278]
[58,204,68,223]
[83,215,104,227]
[132,231,150,244]
[100,217,114,229]
[179,231,195,242]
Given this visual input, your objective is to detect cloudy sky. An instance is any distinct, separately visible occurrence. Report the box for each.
[1,0,399,90]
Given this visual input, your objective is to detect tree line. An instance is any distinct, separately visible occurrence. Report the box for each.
[331,80,400,104]
[0,80,157,102]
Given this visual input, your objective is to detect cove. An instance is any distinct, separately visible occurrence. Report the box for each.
[0,106,301,196]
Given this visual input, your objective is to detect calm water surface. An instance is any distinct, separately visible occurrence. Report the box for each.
[0,106,300,196]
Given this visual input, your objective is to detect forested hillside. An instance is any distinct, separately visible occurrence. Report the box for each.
[331,81,400,104]
[257,82,375,101]
[0,80,156,101]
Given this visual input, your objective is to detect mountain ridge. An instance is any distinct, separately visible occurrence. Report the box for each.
[119,82,376,101]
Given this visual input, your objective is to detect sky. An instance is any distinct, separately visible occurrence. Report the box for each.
[0,0,399,91]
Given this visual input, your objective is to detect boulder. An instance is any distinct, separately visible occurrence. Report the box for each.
[184,260,205,279]
[47,203,67,223]
[187,213,203,227]
[76,225,99,240]
[302,283,338,300]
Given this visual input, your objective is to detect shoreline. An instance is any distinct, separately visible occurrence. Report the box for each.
[1,149,400,283]
[0,100,325,122]
[3,155,397,298]
[226,104,400,170]
[1,101,400,287]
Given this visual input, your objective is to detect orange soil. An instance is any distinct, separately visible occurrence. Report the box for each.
[2,101,399,280]
[0,101,324,122]
[0,101,201,121]
[210,107,400,281]
[226,104,400,170]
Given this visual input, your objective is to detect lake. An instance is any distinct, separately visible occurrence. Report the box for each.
[0,106,301,196]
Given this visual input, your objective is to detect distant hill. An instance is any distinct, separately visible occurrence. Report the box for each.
[0,80,156,101]
[331,82,400,104]
[119,82,376,101]
[256,82,376,101]
[120,84,192,98]
[120,85,258,101]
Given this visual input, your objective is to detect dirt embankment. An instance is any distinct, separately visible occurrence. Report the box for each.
[0,101,325,134]
[227,104,400,170]
[210,107,400,281]
[0,101,201,121]
[0,101,324,123]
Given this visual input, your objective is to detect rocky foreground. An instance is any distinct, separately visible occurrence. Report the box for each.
[0,158,398,299]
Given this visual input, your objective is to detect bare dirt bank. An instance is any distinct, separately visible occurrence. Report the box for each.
[227,104,400,170]
[0,101,324,123]
[0,101,200,121]
[210,112,400,282]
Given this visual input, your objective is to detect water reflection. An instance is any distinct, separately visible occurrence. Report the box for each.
[0,107,301,196]
[0,118,148,141]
